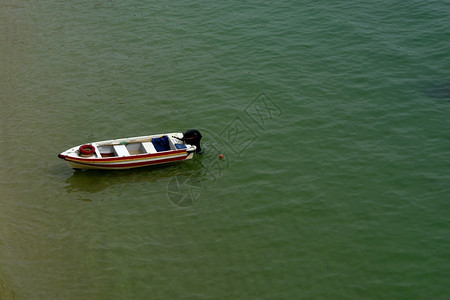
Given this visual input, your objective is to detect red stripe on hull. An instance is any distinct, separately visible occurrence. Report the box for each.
[64,155,189,170]
[65,149,187,163]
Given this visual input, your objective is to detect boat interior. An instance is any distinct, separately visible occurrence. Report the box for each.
[96,136,187,158]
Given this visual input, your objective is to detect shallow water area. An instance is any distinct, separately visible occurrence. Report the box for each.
[1,1,449,299]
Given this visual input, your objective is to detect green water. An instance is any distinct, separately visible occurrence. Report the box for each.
[1,1,449,299]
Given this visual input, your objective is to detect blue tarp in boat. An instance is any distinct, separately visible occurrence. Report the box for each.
[152,136,170,152]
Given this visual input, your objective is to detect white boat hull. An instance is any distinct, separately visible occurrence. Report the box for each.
[58,132,198,170]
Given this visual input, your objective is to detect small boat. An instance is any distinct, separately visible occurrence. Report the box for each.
[58,129,202,170]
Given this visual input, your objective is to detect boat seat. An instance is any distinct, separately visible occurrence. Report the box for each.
[141,142,157,154]
[113,144,129,157]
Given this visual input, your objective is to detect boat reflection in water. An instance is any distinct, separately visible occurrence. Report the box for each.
[64,157,206,204]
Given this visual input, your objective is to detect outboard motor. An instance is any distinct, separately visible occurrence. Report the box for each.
[182,129,202,154]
